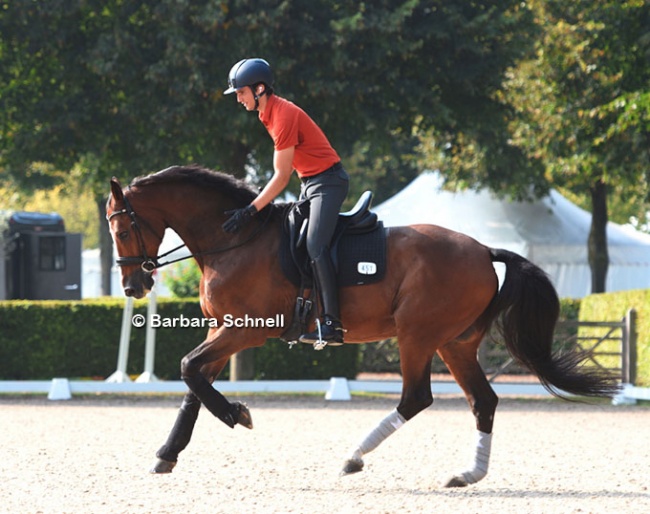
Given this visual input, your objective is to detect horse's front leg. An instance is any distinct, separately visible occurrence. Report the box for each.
[150,353,231,474]
[182,327,261,424]
[179,330,257,430]
[151,391,202,473]
[150,328,261,474]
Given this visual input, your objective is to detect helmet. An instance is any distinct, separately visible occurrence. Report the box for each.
[224,58,274,95]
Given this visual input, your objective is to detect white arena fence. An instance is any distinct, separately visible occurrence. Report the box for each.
[0,377,646,404]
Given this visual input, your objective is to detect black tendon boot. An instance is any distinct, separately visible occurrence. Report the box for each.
[299,250,345,346]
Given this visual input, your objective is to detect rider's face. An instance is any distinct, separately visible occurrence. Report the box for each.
[235,85,267,111]
[235,87,257,111]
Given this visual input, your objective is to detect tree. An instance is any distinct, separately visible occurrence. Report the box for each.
[1,1,235,293]
[1,0,540,293]
[414,1,547,201]
[505,0,650,293]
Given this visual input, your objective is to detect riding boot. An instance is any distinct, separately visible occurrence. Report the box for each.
[299,250,345,346]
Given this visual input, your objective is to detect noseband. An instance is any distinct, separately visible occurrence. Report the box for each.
[107,192,273,272]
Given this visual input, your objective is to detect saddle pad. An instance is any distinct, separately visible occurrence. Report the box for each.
[336,223,387,286]
[280,223,387,288]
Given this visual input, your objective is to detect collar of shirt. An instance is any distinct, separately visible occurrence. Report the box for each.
[258,93,278,125]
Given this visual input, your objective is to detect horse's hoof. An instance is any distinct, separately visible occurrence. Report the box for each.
[150,458,177,474]
[234,402,253,429]
[444,475,469,488]
[340,458,364,476]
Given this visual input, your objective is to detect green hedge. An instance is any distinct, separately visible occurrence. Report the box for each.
[358,298,582,375]
[579,289,650,387]
[0,299,359,381]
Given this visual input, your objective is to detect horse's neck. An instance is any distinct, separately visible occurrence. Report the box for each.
[156,187,266,261]
[145,187,227,255]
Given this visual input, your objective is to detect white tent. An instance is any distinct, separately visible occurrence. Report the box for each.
[374,171,650,298]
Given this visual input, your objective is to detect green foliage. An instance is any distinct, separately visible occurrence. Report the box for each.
[559,298,582,322]
[0,172,98,249]
[4,0,648,297]
[1,0,541,293]
[579,289,650,387]
[0,298,359,380]
[508,0,650,193]
[360,298,583,375]
[500,0,650,292]
[255,340,359,380]
[162,261,202,298]
[0,298,201,380]
[1,0,541,196]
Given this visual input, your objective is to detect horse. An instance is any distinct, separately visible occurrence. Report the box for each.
[106,164,619,487]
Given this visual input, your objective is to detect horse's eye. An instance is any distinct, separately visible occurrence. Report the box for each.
[118,230,129,241]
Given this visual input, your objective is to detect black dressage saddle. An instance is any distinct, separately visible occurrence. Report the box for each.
[279,191,387,343]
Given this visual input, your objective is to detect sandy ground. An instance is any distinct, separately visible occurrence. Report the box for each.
[0,393,648,514]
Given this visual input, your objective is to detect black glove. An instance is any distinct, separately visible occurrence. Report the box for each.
[222,204,257,233]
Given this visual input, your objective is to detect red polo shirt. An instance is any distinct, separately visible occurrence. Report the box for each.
[259,94,340,178]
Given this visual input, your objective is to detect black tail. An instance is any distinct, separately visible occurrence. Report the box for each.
[487,248,620,399]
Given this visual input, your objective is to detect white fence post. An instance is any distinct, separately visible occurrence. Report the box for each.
[136,288,158,383]
[105,296,134,383]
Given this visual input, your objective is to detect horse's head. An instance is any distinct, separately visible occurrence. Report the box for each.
[107,178,165,298]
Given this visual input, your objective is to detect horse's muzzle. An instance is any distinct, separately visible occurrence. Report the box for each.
[123,269,155,299]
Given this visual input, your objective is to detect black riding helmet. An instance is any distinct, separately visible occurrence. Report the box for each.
[223,58,274,95]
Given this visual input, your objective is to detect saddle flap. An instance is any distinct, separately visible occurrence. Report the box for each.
[281,190,384,287]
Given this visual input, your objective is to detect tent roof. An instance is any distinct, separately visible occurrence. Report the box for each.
[374,171,650,265]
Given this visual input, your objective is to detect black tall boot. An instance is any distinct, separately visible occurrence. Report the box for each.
[299,250,344,346]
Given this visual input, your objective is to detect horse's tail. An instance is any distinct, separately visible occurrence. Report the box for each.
[486,248,620,399]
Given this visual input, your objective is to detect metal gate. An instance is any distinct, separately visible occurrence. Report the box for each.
[485,309,638,385]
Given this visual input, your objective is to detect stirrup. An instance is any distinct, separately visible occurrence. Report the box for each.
[299,316,344,349]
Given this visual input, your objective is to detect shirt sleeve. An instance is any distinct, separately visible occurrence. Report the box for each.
[272,103,300,151]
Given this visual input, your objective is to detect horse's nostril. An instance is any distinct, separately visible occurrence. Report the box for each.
[124,287,135,297]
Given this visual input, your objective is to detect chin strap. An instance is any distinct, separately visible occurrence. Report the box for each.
[252,85,268,110]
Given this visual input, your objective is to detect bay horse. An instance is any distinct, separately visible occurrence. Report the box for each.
[106,165,619,487]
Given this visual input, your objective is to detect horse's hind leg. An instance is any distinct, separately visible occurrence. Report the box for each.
[341,343,435,475]
[436,336,498,487]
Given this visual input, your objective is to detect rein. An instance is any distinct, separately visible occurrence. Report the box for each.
[107,193,273,272]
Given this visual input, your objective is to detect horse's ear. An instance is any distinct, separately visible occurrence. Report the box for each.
[110,177,124,201]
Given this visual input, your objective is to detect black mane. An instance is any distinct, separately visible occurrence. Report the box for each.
[130,165,259,207]
[129,165,295,219]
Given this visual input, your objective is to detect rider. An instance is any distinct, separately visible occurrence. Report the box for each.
[222,58,349,346]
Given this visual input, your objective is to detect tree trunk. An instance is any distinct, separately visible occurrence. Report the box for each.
[229,349,256,381]
[96,195,113,296]
[588,179,609,293]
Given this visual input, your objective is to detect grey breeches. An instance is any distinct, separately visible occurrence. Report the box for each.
[299,163,349,259]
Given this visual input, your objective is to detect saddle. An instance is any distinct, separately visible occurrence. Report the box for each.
[279,191,387,343]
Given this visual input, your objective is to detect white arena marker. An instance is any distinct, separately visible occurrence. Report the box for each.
[325,377,351,401]
[48,378,72,401]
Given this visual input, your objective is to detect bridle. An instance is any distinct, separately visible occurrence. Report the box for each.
[107,193,168,272]
[107,191,272,272]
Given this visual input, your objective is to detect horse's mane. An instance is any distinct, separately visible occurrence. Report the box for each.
[130,165,262,208]
[129,165,295,220]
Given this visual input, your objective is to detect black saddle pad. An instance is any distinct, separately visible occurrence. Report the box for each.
[280,222,387,288]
